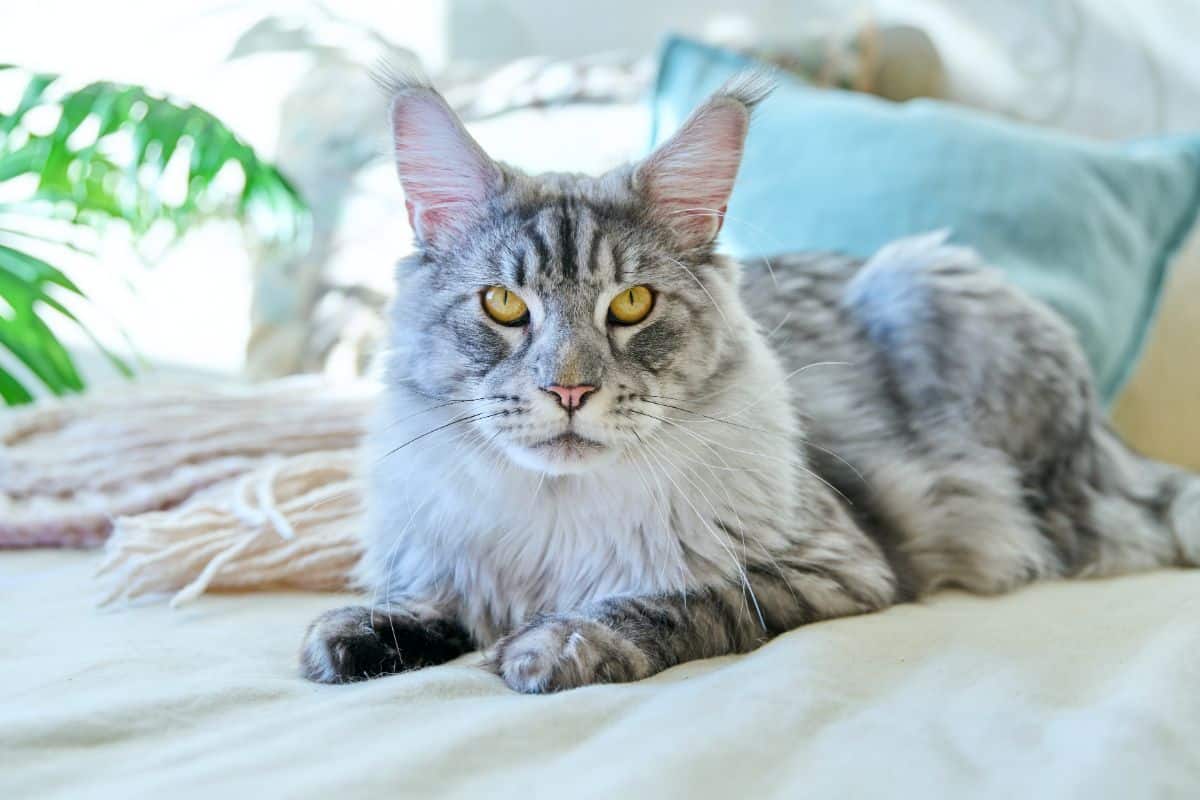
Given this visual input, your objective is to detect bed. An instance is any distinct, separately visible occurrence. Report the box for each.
[5,550,1200,797]
[5,4,1200,797]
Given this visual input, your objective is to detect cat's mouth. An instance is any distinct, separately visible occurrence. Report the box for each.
[533,432,604,451]
[513,430,611,474]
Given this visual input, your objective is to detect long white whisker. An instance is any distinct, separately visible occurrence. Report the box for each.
[376,426,500,618]
[623,440,680,594]
[661,254,735,335]
[382,396,507,430]
[801,438,867,484]
[669,205,782,289]
[764,311,793,341]
[652,427,758,595]
[719,361,853,419]
[632,407,854,507]
[639,431,765,629]
[632,442,689,608]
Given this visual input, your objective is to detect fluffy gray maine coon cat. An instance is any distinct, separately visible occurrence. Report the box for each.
[302,76,1200,692]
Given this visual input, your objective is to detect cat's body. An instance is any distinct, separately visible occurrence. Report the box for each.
[302,77,1200,691]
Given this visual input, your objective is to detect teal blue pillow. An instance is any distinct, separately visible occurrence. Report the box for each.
[650,37,1200,403]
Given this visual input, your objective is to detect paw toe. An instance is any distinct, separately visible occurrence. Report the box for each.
[300,606,399,684]
[492,617,649,694]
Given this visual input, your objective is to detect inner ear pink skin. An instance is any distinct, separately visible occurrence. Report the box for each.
[635,97,750,248]
[390,88,501,247]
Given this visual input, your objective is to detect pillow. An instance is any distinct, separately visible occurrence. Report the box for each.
[649,37,1200,403]
[1112,225,1200,469]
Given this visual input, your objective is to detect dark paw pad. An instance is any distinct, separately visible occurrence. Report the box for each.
[301,606,473,684]
[301,606,403,684]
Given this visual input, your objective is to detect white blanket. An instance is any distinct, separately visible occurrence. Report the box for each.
[4,550,1198,798]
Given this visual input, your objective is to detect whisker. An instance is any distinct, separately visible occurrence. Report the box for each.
[382,396,509,430]
[668,205,781,289]
[642,415,841,615]
[376,426,499,615]
[638,431,765,629]
[622,442,681,593]
[626,409,793,467]
[661,254,735,335]
[717,361,855,420]
[764,311,793,341]
[635,397,773,434]
[631,437,695,603]
[683,449,792,618]
[636,394,864,485]
[378,410,513,462]
[628,407,855,507]
[650,426,761,600]
[682,359,854,409]
[527,469,548,511]
[801,438,867,484]
[374,421,511,617]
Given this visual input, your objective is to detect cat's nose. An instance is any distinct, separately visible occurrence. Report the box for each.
[542,384,597,412]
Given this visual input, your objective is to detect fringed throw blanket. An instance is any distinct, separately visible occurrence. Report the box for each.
[0,378,373,605]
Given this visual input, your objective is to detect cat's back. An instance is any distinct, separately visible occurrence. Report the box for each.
[739,249,861,352]
[740,233,1092,471]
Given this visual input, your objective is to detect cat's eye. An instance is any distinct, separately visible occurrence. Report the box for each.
[482,285,529,326]
[607,285,655,325]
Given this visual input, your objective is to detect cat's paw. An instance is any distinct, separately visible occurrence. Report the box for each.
[490,615,652,693]
[301,605,472,684]
[300,605,402,684]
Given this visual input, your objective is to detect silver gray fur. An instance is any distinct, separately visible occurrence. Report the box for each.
[302,77,1200,692]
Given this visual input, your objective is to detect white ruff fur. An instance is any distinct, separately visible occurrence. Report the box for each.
[358,325,798,645]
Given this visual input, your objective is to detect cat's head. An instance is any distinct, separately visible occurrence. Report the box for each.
[385,75,767,475]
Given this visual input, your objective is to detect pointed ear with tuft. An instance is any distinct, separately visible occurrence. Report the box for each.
[634,77,767,250]
[390,84,502,249]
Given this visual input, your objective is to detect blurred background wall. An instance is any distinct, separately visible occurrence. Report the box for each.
[1,0,1197,390]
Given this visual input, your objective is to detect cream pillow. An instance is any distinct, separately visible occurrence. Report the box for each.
[1113,226,1200,470]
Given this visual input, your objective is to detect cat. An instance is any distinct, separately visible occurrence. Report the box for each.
[301,75,1200,692]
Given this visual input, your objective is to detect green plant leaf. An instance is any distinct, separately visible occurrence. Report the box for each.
[0,225,97,257]
[0,294,82,394]
[0,364,34,404]
[2,76,308,242]
[0,241,133,383]
[0,67,310,403]
[0,72,54,135]
[0,243,87,393]
[0,242,84,294]
[0,140,49,181]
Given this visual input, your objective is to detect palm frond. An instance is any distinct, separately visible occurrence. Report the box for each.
[0,67,310,404]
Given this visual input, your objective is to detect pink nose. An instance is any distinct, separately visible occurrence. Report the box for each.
[543,384,597,412]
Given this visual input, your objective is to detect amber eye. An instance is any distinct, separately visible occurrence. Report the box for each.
[482,285,529,326]
[607,285,654,325]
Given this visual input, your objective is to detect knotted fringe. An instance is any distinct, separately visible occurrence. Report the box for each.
[1,377,374,605]
[96,450,365,607]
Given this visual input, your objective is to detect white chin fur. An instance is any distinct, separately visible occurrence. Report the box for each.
[502,439,622,475]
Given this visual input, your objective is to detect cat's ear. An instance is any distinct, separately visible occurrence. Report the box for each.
[390,84,502,248]
[634,76,770,249]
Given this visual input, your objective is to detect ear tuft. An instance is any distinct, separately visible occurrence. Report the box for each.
[635,72,771,249]
[716,70,775,112]
[389,81,501,248]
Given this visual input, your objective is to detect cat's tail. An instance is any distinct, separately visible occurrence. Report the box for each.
[1076,424,1200,577]
[1148,450,1200,566]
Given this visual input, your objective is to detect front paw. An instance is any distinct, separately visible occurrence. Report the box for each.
[490,615,652,693]
[300,606,472,684]
[301,606,403,684]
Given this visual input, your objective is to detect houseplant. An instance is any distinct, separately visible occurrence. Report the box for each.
[0,65,307,404]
